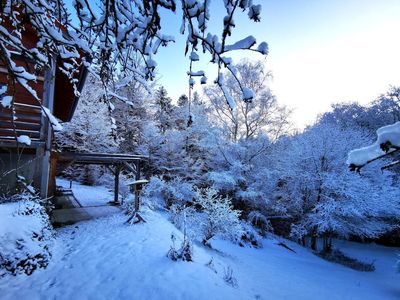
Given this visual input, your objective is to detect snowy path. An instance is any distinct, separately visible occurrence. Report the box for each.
[57,178,116,207]
[1,211,399,300]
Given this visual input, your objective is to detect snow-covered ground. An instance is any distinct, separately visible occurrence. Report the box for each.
[57,178,116,206]
[1,207,399,299]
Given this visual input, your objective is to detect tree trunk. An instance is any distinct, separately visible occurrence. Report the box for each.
[310,229,318,251]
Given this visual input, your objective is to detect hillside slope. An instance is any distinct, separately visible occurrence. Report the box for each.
[1,206,399,300]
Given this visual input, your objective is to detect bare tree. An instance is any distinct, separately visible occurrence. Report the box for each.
[205,59,292,142]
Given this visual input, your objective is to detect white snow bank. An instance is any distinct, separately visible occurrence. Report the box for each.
[0,203,42,251]
[0,199,53,275]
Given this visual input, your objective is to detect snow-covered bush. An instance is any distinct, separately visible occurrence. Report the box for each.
[208,171,238,193]
[0,193,54,276]
[142,177,195,209]
[237,222,263,248]
[192,188,242,246]
[169,204,196,233]
[167,232,193,262]
[247,211,272,237]
[223,266,238,288]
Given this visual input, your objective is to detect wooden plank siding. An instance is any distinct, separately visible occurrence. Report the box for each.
[0,57,44,145]
[0,102,42,141]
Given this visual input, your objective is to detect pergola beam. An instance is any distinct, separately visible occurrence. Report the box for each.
[55,152,148,206]
[113,164,121,205]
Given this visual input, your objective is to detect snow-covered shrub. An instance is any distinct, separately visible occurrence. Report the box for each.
[208,171,237,193]
[169,204,196,233]
[167,233,193,262]
[290,224,309,243]
[0,193,54,276]
[192,188,242,246]
[205,258,218,273]
[237,222,263,248]
[142,177,195,209]
[223,266,238,288]
[247,211,272,237]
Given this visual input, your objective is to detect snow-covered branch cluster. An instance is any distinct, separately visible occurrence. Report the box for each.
[182,0,268,108]
[0,1,84,95]
[347,121,400,172]
[1,0,267,117]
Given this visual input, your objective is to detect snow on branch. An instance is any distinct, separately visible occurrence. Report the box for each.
[181,0,268,109]
[347,121,400,172]
[224,36,256,52]
[1,0,268,118]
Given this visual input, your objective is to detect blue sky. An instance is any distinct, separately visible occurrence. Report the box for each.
[154,0,400,127]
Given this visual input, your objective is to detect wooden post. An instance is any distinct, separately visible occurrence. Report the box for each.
[47,152,58,198]
[39,59,56,199]
[114,164,121,205]
[126,161,147,224]
[134,160,141,211]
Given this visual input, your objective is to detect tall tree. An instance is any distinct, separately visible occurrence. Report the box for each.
[153,86,174,134]
[178,95,189,107]
[205,60,291,142]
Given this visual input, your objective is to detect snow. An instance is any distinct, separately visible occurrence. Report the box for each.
[376,121,400,147]
[1,182,399,299]
[17,135,31,146]
[0,201,49,274]
[0,203,42,251]
[0,84,7,95]
[189,77,195,87]
[215,73,236,109]
[42,106,63,131]
[126,179,149,186]
[190,51,199,61]
[1,207,398,299]
[248,4,262,21]
[257,42,268,55]
[187,70,205,76]
[1,95,12,108]
[221,86,236,109]
[57,178,115,206]
[224,36,257,52]
[242,87,254,102]
[347,121,400,166]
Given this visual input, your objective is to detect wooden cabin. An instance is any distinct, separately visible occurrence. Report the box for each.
[0,18,87,198]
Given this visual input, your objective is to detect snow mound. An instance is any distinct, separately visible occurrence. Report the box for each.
[0,197,53,276]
